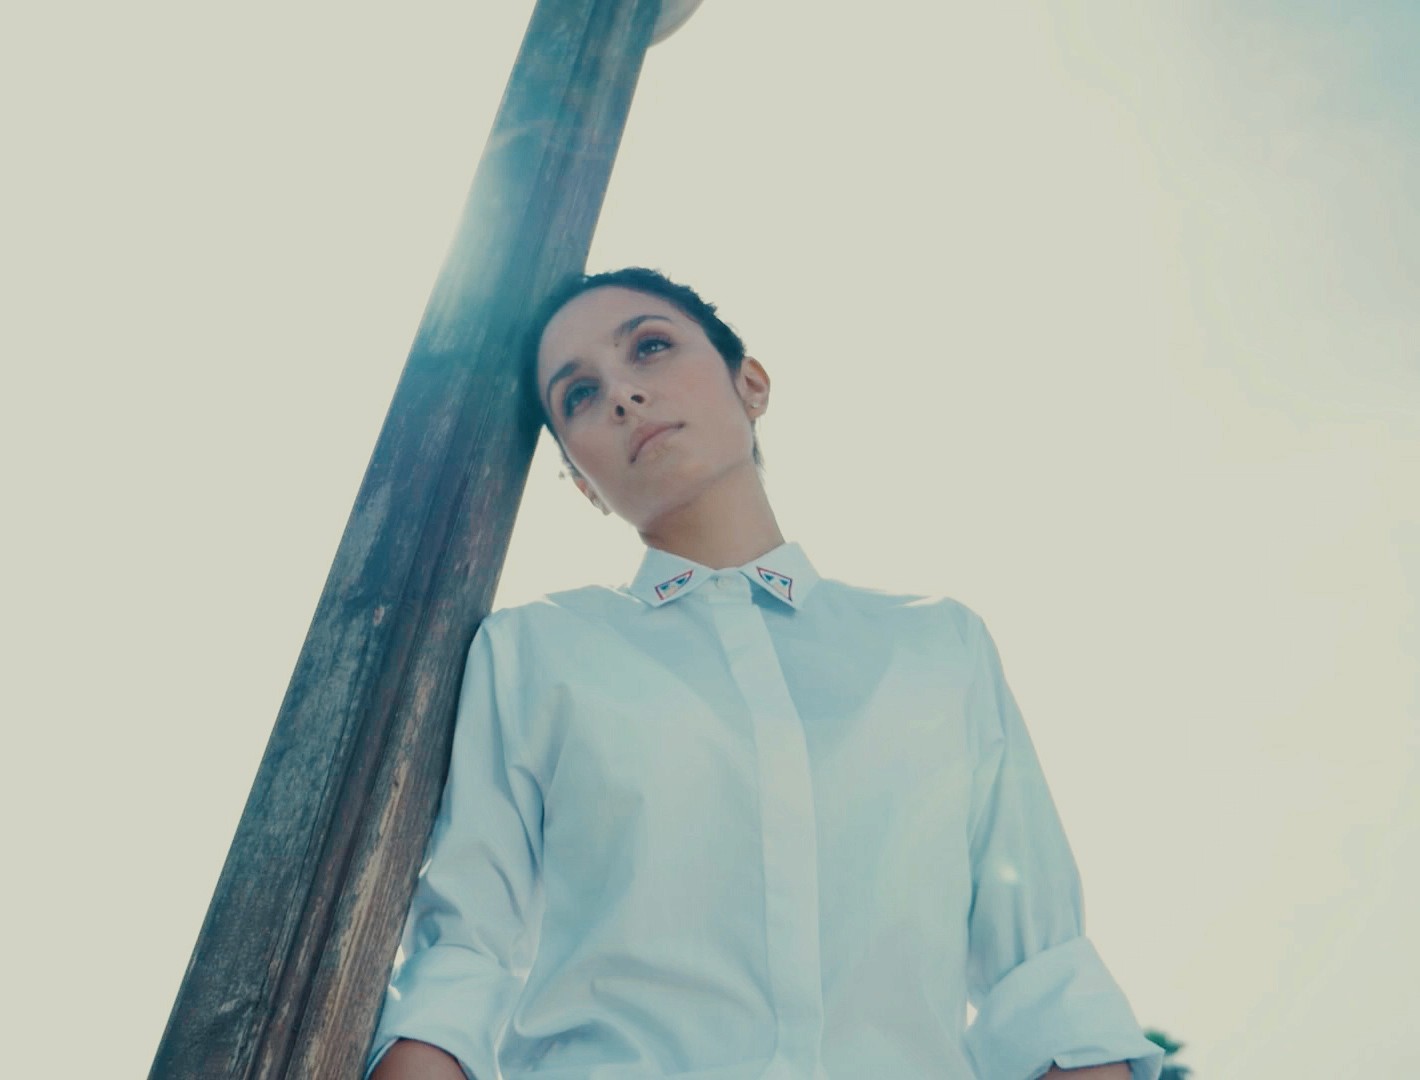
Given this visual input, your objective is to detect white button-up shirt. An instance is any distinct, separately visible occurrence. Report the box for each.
[370,542,1163,1080]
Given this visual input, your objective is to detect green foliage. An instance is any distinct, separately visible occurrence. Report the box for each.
[1144,1029,1192,1079]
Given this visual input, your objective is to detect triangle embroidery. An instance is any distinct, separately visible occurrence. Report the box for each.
[756,566,794,602]
[654,569,694,601]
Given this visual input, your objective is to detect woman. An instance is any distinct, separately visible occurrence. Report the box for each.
[369,268,1163,1080]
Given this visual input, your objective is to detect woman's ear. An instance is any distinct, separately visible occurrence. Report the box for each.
[738,356,771,418]
[572,472,613,516]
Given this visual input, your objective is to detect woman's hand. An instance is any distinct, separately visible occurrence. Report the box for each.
[1043,1063,1131,1079]
[369,1038,466,1080]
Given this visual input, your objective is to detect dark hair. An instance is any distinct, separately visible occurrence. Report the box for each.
[522,267,759,465]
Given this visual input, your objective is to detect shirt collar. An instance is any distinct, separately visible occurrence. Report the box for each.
[628,540,820,610]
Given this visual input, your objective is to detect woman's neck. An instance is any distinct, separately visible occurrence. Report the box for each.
[637,462,784,570]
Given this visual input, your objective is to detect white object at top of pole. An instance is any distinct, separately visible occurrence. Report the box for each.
[651,0,704,44]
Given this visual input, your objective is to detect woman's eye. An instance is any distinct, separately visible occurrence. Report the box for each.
[635,335,670,359]
[563,383,596,417]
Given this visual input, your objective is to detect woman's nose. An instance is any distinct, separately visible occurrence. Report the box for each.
[612,390,647,418]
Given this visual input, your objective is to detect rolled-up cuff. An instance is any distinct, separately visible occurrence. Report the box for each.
[365,944,522,1080]
[364,1035,476,1080]
[364,1038,393,1080]
[966,936,1164,1080]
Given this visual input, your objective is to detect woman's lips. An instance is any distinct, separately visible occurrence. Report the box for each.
[630,422,680,462]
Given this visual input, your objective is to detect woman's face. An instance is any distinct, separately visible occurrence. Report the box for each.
[536,285,769,529]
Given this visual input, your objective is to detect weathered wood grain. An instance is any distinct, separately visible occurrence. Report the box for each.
[149,2,662,1075]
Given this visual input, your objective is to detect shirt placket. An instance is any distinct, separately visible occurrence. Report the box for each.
[702,571,826,1080]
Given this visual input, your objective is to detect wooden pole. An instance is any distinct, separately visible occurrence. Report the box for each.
[150,1,662,1075]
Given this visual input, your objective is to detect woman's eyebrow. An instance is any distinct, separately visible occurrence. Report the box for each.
[613,313,673,343]
[543,315,676,415]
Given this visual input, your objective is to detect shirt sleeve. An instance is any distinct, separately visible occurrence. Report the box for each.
[367,615,545,1080]
[962,614,1163,1080]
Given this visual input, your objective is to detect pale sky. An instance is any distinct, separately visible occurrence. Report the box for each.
[5,3,1417,1077]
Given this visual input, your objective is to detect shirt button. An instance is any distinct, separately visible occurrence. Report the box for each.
[716,576,732,589]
